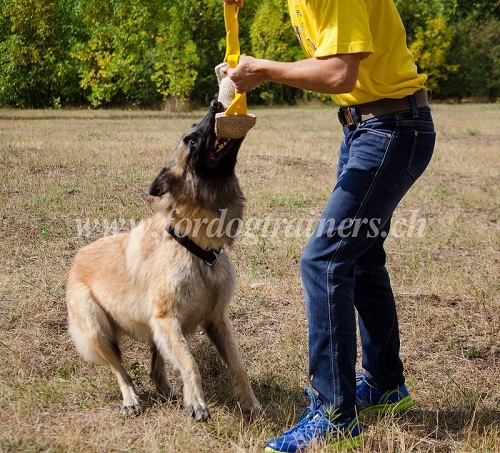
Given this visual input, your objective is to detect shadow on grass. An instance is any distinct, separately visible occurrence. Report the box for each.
[403,406,499,437]
[130,352,305,429]
[360,407,499,451]
[127,337,307,426]
[136,389,183,416]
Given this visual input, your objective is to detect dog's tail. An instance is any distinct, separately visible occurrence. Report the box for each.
[66,281,121,365]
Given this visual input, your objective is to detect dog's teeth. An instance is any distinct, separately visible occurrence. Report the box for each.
[211,138,231,158]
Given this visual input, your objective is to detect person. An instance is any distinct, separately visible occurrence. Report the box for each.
[222,0,436,451]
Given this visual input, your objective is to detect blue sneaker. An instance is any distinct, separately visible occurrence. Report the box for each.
[355,372,414,414]
[265,388,362,452]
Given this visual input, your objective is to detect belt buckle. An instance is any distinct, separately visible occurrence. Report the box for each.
[338,107,356,127]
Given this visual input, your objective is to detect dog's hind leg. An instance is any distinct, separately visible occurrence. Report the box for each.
[203,313,261,419]
[150,315,210,422]
[150,344,180,401]
[67,286,140,415]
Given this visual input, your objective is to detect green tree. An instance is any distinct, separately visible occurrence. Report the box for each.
[409,14,458,93]
[249,0,303,104]
[150,17,200,110]
[0,0,81,107]
[71,0,200,108]
[0,0,496,108]
[171,0,227,107]
[72,0,154,107]
[454,0,500,20]
[395,0,458,43]
[440,14,499,101]
[173,0,261,107]
[396,0,498,99]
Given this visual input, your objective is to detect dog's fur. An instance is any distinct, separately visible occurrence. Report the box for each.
[66,101,261,421]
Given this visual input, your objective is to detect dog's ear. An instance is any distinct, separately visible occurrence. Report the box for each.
[150,167,173,197]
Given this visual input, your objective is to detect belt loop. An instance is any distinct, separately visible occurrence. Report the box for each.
[409,93,419,119]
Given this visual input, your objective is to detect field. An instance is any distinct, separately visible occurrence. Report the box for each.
[0,103,498,452]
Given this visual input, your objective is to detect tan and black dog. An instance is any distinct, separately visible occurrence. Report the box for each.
[66,100,261,421]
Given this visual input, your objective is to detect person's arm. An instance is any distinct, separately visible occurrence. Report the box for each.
[224,54,363,95]
[221,0,365,95]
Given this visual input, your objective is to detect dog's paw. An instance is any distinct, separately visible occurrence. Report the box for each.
[240,401,262,420]
[185,403,211,422]
[119,404,141,416]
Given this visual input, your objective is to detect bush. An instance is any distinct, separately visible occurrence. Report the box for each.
[0,0,82,107]
[439,14,499,101]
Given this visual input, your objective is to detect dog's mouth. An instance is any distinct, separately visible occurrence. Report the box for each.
[206,136,238,166]
[190,100,244,176]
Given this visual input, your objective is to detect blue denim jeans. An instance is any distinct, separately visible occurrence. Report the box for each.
[299,102,435,417]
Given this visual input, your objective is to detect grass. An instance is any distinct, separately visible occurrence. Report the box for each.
[0,103,499,452]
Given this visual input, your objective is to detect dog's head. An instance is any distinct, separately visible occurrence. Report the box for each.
[150,100,244,199]
[149,101,246,244]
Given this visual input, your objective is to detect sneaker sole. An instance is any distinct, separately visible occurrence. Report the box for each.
[360,394,414,414]
[264,433,363,452]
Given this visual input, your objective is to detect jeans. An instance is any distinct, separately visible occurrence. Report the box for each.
[300,102,435,417]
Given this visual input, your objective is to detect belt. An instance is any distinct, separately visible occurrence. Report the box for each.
[338,90,429,127]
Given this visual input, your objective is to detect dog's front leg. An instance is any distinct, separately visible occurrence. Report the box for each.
[150,345,181,401]
[150,315,210,422]
[204,313,262,419]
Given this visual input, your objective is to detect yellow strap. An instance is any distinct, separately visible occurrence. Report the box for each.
[223,4,247,116]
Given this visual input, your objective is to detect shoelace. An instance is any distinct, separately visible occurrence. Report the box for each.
[355,372,373,409]
[282,387,331,437]
[355,371,366,387]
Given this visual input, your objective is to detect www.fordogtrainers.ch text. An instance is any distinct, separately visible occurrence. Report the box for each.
[74,209,427,244]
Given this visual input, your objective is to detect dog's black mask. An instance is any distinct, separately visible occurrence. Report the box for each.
[185,100,244,180]
[150,100,245,197]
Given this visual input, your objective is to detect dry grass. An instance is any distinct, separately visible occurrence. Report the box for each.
[0,103,498,452]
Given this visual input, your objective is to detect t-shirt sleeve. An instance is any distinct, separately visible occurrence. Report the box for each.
[312,0,374,57]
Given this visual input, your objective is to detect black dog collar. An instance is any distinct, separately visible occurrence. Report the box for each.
[166,224,224,267]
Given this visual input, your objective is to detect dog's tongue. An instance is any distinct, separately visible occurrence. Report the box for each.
[207,136,231,165]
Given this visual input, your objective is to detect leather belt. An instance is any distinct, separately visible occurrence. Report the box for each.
[338,90,429,127]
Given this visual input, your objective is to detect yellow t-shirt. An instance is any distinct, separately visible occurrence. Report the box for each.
[287,0,427,106]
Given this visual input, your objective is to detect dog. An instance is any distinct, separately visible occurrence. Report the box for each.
[66,100,261,421]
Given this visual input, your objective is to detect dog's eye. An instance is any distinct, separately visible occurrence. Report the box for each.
[183,135,198,149]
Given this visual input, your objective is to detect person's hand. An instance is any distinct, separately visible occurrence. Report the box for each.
[222,55,267,93]
[221,0,244,6]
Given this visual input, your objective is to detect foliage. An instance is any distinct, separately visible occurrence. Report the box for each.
[0,0,82,107]
[179,1,227,106]
[150,25,199,110]
[395,0,458,42]
[71,0,153,107]
[249,0,303,104]
[409,14,458,93]
[396,0,499,100]
[71,0,200,108]
[440,14,500,101]
[454,0,500,20]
